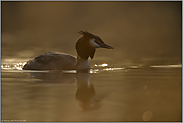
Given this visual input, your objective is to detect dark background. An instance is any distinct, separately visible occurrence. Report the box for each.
[2,1,182,65]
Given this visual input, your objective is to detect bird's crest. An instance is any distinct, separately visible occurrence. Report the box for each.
[78,31,103,42]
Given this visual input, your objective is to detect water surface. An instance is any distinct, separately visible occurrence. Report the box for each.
[1,59,182,122]
[2,2,182,122]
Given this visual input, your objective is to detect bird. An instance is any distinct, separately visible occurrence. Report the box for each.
[22,31,114,72]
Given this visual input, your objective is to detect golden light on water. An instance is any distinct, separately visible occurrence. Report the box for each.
[103,67,124,71]
[130,66,139,68]
[94,63,108,67]
[93,62,125,72]
[101,63,108,67]
[150,64,182,68]
[1,62,27,70]
[90,69,99,73]
[104,68,113,71]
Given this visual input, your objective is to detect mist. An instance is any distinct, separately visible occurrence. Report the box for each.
[2,1,182,65]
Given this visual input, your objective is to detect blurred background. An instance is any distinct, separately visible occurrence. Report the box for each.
[1,1,182,66]
[1,2,182,122]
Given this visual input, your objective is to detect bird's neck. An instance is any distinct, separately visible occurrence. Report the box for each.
[76,55,90,73]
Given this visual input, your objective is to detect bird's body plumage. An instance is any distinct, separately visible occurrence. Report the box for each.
[23,31,114,72]
[23,52,76,70]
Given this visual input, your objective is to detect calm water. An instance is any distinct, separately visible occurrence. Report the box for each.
[1,59,182,122]
[2,1,182,122]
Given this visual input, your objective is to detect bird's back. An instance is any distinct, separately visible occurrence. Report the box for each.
[23,52,76,70]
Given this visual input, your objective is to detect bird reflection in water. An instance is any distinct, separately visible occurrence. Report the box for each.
[27,71,76,84]
[76,73,103,111]
[26,71,104,111]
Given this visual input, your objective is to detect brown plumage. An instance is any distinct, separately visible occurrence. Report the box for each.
[23,31,114,71]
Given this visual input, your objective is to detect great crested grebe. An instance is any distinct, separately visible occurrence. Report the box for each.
[23,31,114,72]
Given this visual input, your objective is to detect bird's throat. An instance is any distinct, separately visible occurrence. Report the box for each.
[76,55,90,72]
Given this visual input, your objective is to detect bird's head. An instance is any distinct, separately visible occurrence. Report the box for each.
[76,31,114,60]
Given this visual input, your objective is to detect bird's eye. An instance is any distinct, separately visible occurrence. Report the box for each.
[94,40,100,45]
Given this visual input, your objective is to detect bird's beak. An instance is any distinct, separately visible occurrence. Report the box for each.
[100,43,114,49]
